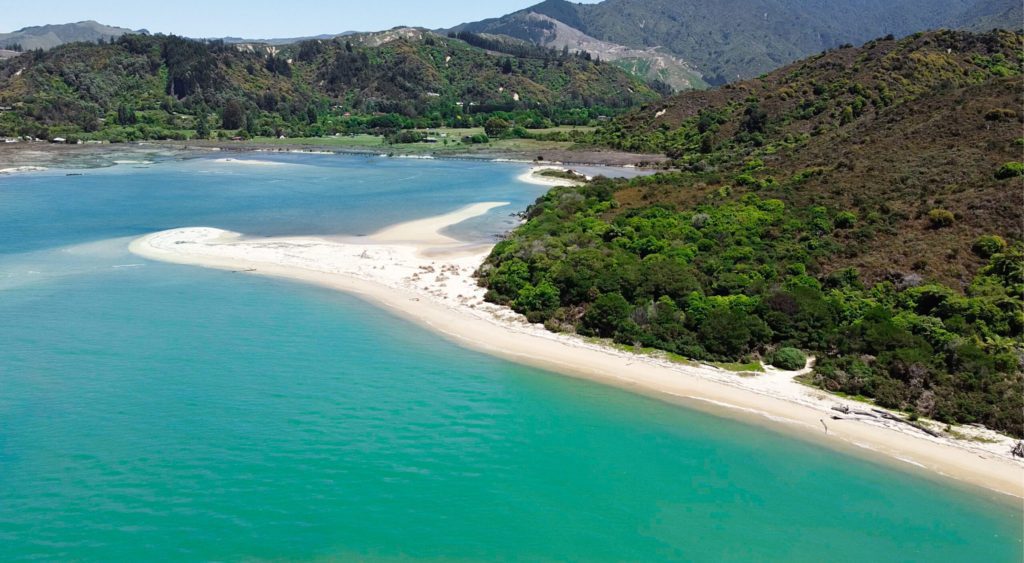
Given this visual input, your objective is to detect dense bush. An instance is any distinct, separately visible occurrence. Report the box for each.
[479,177,1024,436]
[972,235,1007,258]
[995,162,1023,179]
[769,348,807,371]
[834,211,857,229]
[927,209,955,228]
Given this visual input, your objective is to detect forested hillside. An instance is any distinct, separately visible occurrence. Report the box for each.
[454,0,1023,85]
[479,30,1024,435]
[0,30,660,141]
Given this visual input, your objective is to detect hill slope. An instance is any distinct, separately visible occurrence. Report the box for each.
[954,0,1024,32]
[594,29,1023,287]
[0,21,141,51]
[454,0,1023,85]
[479,30,1024,435]
[0,31,660,140]
[450,11,705,91]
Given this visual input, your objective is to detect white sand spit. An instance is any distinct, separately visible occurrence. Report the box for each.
[371,202,508,246]
[130,204,1024,500]
[517,166,586,187]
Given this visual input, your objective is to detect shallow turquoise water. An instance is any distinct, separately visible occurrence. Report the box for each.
[0,155,1021,561]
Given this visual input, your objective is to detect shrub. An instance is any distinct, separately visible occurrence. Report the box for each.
[995,162,1024,180]
[792,167,826,183]
[972,235,1007,258]
[770,347,807,371]
[984,108,1017,121]
[834,211,857,229]
[927,209,955,228]
[734,173,758,186]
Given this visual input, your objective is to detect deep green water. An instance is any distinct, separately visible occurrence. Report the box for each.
[0,154,1020,561]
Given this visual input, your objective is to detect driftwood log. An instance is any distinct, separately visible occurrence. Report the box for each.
[871,409,942,438]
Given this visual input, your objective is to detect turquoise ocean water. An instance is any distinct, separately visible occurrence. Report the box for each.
[0,153,1021,561]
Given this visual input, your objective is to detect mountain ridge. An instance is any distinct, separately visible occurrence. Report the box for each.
[452,0,1023,85]
[0,20,143,51]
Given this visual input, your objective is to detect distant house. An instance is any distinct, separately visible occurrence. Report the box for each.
[51,137,66,143]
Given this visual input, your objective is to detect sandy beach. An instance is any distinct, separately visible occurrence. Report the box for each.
[516,166,587,187]
[129,180,1024,500]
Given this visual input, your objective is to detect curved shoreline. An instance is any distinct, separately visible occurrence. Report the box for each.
[129,209,1024,502]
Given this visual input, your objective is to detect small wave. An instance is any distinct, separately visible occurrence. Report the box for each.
[213,158,286,166]
[396,155,434,160]
[687,397,811,427]
[895,456,927,469]
[113,160,154,165]
[112,264,144,269]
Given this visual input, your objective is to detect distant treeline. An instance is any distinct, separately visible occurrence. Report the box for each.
[0,31,660,142]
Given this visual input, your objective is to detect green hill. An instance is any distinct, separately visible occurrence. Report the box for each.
[0,30,660,141]
[479,30,1024,435]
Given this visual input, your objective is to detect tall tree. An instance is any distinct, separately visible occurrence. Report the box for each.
[116,103,136,126]
[194,106,210,139]
[222,99,245,130]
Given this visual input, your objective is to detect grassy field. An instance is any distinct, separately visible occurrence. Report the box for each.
[238,126,596,154]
